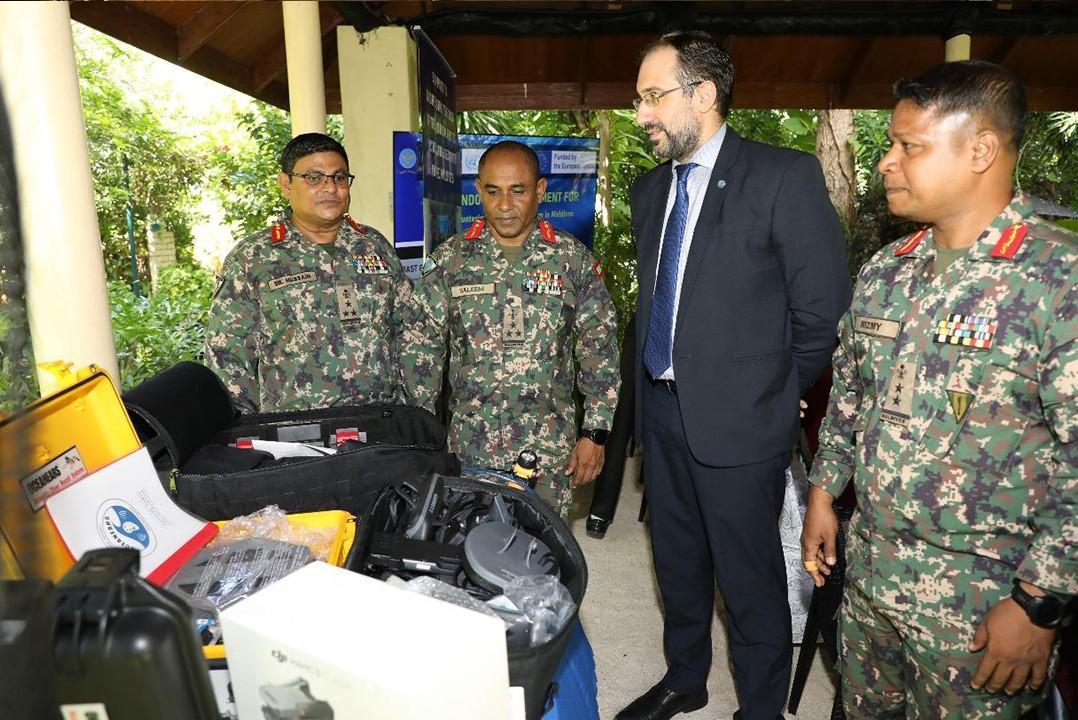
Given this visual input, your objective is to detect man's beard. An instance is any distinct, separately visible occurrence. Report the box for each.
[645,118,701,161]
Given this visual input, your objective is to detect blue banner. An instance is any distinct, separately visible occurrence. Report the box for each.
[460,134,599,248]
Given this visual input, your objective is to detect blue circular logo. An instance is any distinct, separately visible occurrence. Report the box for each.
[398,148,417,170]
[97,500,156,554]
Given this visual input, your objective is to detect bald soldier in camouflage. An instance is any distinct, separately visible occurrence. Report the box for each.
[802,62,1076,719]
[206,133,411,413]
[403,141,620,517]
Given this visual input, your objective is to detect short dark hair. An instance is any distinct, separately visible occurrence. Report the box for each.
[477,141,542,182]
[894,60,1027,149]
[643,31,735,117]
[279,133,348,174]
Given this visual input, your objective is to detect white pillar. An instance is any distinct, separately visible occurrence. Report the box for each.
[945,33,971,62]
[0,2,119,391]
[338,25,420,237]
[282,1,327,136]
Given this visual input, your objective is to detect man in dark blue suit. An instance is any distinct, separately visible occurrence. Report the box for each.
[617,32,851,720]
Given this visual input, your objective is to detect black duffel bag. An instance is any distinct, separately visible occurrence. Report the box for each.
[122,362,459,520]
[345,472,587,720]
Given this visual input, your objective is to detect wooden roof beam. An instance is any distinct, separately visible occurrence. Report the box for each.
[838,37,876,107]
[989,36,1021,65]
[177,2,250,62]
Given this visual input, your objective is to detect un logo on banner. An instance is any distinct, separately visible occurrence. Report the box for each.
[97,500,157,554]
[398,147,417,170]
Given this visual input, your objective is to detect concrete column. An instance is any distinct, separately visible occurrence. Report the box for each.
[338,25,420,237]
[945,33,972,62]
[0,2,119,391]
[282,1,327,136]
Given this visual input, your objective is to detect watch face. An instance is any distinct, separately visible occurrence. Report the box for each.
[1032,596,1064,627]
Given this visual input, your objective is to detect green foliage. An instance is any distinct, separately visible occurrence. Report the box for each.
[206,104,344,237]
[74,29,202,285]
[109,264,215,390]
[0,304,38,413]
[1018,112,1078,211]
[728,109,818,153]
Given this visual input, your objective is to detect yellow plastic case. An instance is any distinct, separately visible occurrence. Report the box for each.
[201,510,356,661]
[0,365,141,581]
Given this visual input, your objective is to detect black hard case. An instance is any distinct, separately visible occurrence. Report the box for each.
[345,474,588,720]
[122,362,459,521]
[52,548,219,720]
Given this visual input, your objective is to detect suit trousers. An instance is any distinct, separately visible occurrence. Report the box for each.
[642,378,792,720]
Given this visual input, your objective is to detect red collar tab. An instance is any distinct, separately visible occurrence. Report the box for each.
[990,223,1028,260]
[270,223,288,243]
[592,259,605,278]
[894,228,927,256]
[345,215,366,235]
[539,220,557,245]
[465,219,485,240]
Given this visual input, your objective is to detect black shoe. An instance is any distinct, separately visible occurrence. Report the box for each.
[615,682,708,720]
[586,515,609,539]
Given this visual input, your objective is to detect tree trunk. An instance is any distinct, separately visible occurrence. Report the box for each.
[598,109,612,227]
[815,109,857,232]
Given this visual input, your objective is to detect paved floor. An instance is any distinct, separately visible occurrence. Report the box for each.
[566,451,838,720]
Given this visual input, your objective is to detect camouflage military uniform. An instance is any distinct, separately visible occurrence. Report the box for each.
[809,193,1077,719]
[402,219,620,517]
[205,216,411,414]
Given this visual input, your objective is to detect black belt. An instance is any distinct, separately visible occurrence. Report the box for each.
[651,378,677,394]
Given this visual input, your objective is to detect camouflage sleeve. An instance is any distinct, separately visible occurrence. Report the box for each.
[808,303,861,498]
[204,249,259,414]
[1017,283,1077,597]
[376,232,415,404]
[399,255,449,413]
[573,251,620,431]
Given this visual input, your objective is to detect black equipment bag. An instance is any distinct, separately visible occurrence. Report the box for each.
[122,362,459,521]
[52,548,219,720]
[345,473,587,720]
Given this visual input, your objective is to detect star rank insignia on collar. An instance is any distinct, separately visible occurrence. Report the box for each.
[269,222,288,243]
[465,219,486,240]
[539,219,557,245]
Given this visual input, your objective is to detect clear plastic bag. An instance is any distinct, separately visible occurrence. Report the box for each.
[167,538,311,611]
[212,505,336,561]
[501,575,576,647]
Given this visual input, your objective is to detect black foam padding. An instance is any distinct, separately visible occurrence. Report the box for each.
[123,361,236,469]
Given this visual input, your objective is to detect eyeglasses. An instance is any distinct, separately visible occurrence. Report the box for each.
[632,81,703,110]
[289,171,355,188]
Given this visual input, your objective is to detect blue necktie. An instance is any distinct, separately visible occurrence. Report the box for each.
[643,162,697,380]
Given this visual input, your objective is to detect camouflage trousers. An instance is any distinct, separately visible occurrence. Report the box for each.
[530,474,574,520]
[840,583,1049,719]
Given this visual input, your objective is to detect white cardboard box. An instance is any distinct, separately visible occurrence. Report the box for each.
[220,562,511,720]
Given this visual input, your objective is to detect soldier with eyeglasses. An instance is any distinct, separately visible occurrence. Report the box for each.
[205,132,411,413]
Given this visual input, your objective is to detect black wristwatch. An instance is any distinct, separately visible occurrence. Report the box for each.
[580,428,609,446]
[1011,580,1066,629]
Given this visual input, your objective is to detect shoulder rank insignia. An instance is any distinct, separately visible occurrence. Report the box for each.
[539,219,557,245]
[420,257,437,277]
[894,228,927,256]
[990,223,1028,260]
[270,222,288,243]
[592,259,605,278]
[465,219,486,240]
[345,215,367,235]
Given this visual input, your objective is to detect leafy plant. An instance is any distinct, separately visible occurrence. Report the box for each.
[109,264,215,390]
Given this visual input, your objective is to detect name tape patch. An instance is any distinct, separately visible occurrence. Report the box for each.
[451,283,496,298]
[854,315,901,339]
[267,271,316,291]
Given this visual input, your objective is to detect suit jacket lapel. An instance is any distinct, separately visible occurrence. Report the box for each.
[674,130,742,339]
